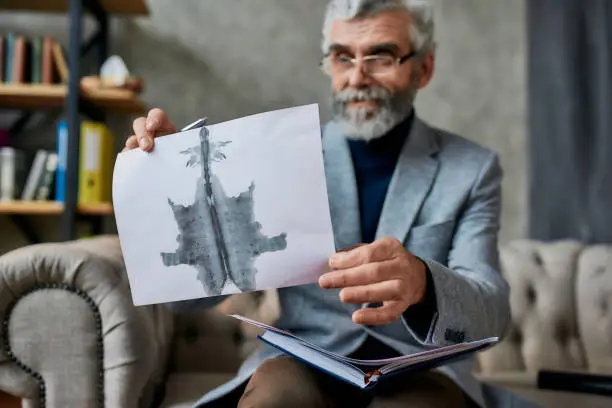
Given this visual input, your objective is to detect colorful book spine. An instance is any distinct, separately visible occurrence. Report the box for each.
[35,153,59,201]
[4,33,14,83]
[30,37,43,84]
[21,150,48,201]
[0,148,16,201]
[0,35,5,83]
[78,121,114,205]
[55,120,68,202]
[0,147,26,200]
[11,35,27,84]
[42,36,54,84]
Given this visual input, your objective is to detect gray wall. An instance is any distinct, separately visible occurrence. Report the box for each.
[0,0,526,253]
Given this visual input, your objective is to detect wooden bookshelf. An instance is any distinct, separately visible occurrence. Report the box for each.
[77,202,114,215]
[0,0,148,15]
[0,201,114,216]
[0,84,146,114]
[0,201,63,215]
[0,0,144,241]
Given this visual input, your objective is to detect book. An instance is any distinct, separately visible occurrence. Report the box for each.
[4,33,14,83]
[21,150,48,200]
[11,35,28,84]
[0,35,4,83]
[55,120,68,202]
[0,147,27,200]
[42,36,55,84]
[231,314,499,389]
[30,37,43,84]
[35,153,58,201]
[78,120,114,205]
[52,40,68,84]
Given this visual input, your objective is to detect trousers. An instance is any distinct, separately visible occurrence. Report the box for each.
[207,354,471,408]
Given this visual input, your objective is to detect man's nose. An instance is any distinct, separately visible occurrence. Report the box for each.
[347,62,372,88]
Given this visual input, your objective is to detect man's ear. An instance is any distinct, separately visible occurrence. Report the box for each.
[417,51,435,89]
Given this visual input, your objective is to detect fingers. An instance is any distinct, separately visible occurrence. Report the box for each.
[132,116,154,151]
[146,108,176,135]
[329,237,401,269]
[123,135,139,152]
[352,301,405,325]
[124,108,177,152]
[338,243,367,253]
[319,259,396,289]
[339,279,404,304]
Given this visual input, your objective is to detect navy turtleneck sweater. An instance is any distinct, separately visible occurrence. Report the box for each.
[347,113,413,244]
[345,112,437,359]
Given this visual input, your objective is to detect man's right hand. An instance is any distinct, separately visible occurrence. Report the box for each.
[123,108,177,152]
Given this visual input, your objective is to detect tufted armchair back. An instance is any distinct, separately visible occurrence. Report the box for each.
[477,240,612,376]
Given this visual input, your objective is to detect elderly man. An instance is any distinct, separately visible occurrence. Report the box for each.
[125,1,534,407]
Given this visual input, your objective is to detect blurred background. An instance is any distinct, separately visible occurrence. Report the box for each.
[0,0,527,251]
[0,2,611,407]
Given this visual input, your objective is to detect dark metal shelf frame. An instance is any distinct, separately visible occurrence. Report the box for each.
[3,0,111,243]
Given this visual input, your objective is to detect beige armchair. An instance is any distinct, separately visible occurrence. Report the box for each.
[0,236,610,408]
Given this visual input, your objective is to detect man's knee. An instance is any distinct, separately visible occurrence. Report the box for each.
[369,372,468,408]
[247,355,302,384]
[238,356,328,408]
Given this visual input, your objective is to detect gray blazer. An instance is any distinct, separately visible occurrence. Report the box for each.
[178,116,536,408]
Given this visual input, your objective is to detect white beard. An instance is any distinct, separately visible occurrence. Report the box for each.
[331,86,417,141]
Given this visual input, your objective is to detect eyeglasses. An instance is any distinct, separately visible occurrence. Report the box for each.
[320,50,417,77]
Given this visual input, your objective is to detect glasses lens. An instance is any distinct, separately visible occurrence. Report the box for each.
[333,55,353,72]
[364,55,394,74]
[321,55,397,76]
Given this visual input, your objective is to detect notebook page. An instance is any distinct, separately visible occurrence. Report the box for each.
[233,314,499,368]
[380,337,498,374]
[232,314,385,366]
[231,314,297,338]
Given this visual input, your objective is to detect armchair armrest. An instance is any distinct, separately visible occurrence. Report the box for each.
[0,236,174,408]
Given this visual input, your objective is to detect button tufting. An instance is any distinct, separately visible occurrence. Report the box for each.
[526,285,537,305]
[600,298,609,316]
[532,252,543,266]
[2,283,106,408]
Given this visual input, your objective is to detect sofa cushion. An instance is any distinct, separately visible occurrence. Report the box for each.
[170,309,243,374]
[170,289,281,374]
[160,373,235,408]
[576,244,612,374]
[478,240,586,374]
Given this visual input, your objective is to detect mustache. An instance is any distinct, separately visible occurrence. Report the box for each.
[333,87,392,104]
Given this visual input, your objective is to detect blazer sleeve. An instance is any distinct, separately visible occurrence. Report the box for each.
[401,152,511,346]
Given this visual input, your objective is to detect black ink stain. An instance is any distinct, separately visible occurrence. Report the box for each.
[161,126,288,296]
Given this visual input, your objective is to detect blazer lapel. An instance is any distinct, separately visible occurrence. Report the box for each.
[322,123,361,250]
[375,117,440,242]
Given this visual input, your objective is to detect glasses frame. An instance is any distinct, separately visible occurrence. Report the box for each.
[319,50,417,77]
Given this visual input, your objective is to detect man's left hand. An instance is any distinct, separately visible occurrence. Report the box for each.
[318,237,427,326]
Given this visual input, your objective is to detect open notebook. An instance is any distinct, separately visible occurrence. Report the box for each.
[231,314,499,389]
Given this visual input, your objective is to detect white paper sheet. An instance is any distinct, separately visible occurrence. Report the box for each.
[112,104,335,306]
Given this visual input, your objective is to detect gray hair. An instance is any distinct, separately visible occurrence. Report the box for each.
[321,0,435,55]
